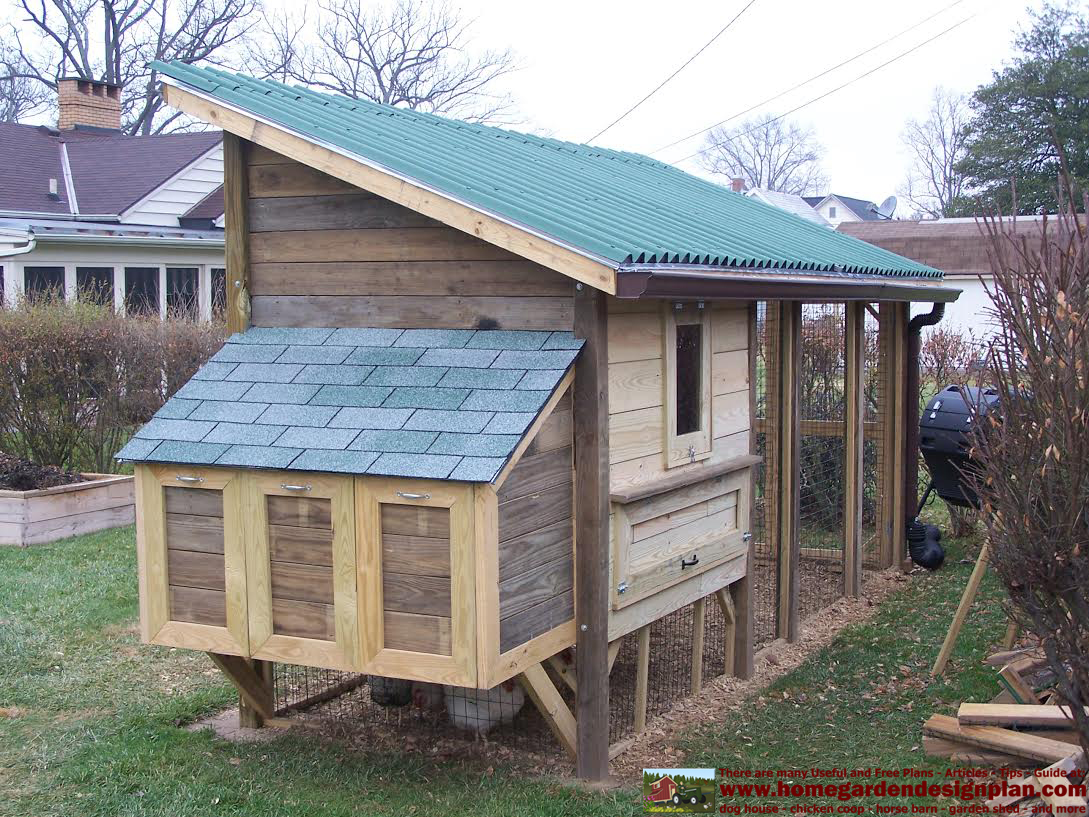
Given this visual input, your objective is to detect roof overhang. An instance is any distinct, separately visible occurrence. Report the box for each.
[616,266,961,303]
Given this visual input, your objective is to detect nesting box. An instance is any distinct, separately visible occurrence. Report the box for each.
[122,328,580,688]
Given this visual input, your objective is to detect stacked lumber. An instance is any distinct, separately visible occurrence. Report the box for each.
[923,647,1087,815]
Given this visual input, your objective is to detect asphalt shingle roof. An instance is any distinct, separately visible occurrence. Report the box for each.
[117,328,581,483]
[153,61,942,279]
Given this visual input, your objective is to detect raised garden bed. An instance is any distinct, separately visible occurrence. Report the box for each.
[0,473,134,546]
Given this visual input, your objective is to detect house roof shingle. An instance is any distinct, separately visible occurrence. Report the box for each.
[116,327,581,483]
[154,61,942,280]
[0,121,221,218]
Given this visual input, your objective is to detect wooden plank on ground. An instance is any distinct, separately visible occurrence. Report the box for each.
[923,714,1077,764]
[1000,664,1041,704]
[958,703,1085,728]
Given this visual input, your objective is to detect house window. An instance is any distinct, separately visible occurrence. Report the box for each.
[125,267,159,316]
[76,267,114,305]
[210,267,227,319]
[166,267,199,318]
[828,206,837,219]
[663,303,712,468]
[24,266,65,301]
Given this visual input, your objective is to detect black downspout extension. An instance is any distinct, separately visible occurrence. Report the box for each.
[904,303,946,569]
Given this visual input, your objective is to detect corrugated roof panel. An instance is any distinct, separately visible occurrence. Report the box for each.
[154,61,942,280]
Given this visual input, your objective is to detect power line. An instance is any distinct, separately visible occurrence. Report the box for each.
[652,0,966,156]
[585,0,759,143]
[670,14,975,167]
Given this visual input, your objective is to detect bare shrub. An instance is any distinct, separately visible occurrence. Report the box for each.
[0,298,224,473]
[972,192,1089,757]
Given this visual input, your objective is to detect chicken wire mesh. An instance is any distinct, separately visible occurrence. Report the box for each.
[751,302,779,647]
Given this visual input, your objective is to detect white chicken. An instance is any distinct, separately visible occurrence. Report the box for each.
[443,679,525,734]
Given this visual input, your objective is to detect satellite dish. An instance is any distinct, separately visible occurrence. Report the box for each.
[876,195,898,219]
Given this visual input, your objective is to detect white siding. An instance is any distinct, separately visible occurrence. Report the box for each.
[121,142,223,227]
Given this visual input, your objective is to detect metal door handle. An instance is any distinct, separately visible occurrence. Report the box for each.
[280,483,312,492]
[680,554,700,569]
[396,491,431,500]
[175,475,204,484]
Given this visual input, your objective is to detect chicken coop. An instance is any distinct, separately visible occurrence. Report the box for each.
[120,61,959,779]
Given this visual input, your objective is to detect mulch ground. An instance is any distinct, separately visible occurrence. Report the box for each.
[0,452,85,491]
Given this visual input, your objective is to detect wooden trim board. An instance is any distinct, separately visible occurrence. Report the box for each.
[162,83,617,294]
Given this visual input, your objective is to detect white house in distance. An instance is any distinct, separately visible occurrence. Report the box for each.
[745,188,831,227]
[0,78,225,320]
[804,194,887,228]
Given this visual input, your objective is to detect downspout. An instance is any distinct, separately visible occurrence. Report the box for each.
[904,303,945,560]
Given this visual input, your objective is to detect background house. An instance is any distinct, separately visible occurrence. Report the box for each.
[745,188,831,227]
[805,194,887,227]
[0,78,226,320]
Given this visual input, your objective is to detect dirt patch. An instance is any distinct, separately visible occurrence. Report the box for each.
[609,568,910,780]
[0,453,85,491]
[187,709,285,743]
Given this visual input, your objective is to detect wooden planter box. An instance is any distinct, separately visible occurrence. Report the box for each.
[0,473,135,546]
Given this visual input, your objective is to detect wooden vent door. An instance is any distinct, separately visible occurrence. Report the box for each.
[136,465,249,655]
[246,473,360,671]
[358,479,477,687]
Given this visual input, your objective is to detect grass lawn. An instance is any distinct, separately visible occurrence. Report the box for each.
[0,512,1005,816]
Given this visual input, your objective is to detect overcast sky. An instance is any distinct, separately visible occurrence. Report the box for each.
[371,0,1032,209]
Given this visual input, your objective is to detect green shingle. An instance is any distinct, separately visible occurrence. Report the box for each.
[154,62,944,279]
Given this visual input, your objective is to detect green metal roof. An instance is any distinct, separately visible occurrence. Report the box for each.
[155,61,943,280]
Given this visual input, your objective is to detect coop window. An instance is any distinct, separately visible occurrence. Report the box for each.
[125,267,159,316]
[76,267,113,305]
[663,303,712,468]
[166,267,199,318]
[24,266,65,301]
[210,267,226,319]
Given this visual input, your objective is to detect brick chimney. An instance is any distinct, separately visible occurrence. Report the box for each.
[57,78,122,131]
[730,177,746,193]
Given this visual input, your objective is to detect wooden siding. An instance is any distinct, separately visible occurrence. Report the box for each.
[267,495,336,640]
[496,399,575,653]
[244,149,574,331]
[165,485,227,626]
[607,299,751,490]
[380,504,454,655]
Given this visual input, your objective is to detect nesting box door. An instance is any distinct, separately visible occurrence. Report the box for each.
[246,473,360,671]
[357,479,477,686]
[135,465,249,655]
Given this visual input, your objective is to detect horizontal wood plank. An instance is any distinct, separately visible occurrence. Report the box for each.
[499,591,573,653]
[607,311,662,364]
[169,584,226,626]
[266,495,332,529]
[608,406,663,465]
[250,260,572,297]
[270,560,334,604]
[497,446,572,503]
[167,548,225,591]
[249,194,437,232]
[497,517,572,584]
[611,454,759,504]
[381,505,450,539]
[712,349,749,395]
[711,307,748,353]
[608,358,662,414]
[383,611,452,655]
[382,572,452,617]
[164,486,223,518]
[523,408,572,458]
[497,481,572,543]
[250,228,519,263]
[165,512,224,554]
[272,597,336,641]
[251,295,573,331]
[248,162,358,197]
[958,703,1087,728]
[712,389,750,439]
[269,523,333,566]
[499,556,574,619]
[381,533,451,577]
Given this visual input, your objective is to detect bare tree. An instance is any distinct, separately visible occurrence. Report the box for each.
[255,0,518,123]
[899,87,971,219]
[0,43,51,122]
[701,114,828,196]
[6,0,258,134]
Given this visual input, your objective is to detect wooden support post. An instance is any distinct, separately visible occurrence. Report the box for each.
[223,132,251,335]
[729,299,756,679]
[932,540,990,677]
[716,588,736,677]
[520,663,577,758]
[775,302,802,642]
[844,302,865,597]
[878,303,908,569]
[208,653,274,723]
[608,638,623,673]
[690,597,706,694]
[634,625,651,733]
[238,659,274,728]
[891,303,910,568]
[572,285,609,781]
[1002,620,1019,651]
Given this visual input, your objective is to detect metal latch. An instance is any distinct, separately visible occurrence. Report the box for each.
[743,531,752,542]
[680,554,700,569]
[617,581,628,595]
[687,445,696,463]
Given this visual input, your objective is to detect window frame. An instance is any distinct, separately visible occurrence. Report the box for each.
[662,302,713,469]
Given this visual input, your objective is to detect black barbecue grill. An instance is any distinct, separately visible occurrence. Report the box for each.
[919,385,1001,509]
